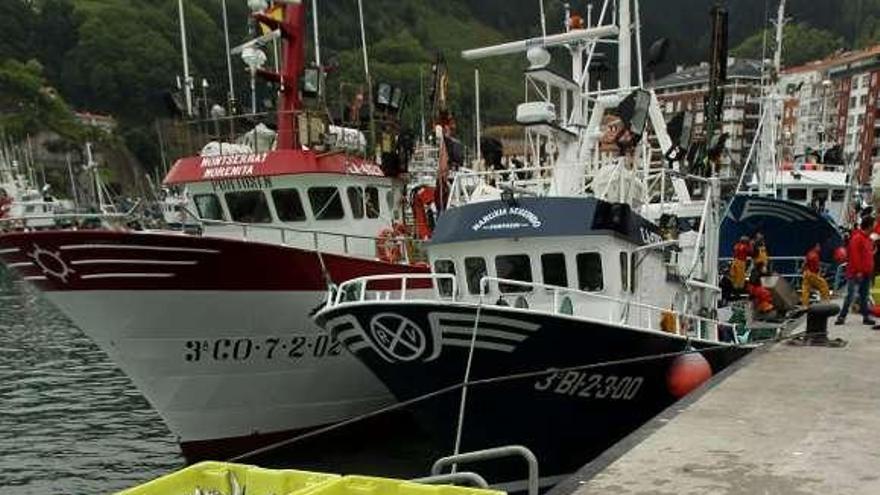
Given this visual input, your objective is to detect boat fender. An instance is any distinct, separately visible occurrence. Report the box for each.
[666,351,712,398]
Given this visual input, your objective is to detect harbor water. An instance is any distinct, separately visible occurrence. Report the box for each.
[0,270,183,494]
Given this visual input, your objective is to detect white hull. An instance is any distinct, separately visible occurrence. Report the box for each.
[46,290,394,445]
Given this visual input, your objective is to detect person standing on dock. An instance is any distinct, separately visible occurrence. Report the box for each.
[836,217,876,326]
[801,243,830,307]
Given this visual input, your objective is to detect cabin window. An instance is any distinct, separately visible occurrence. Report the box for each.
[620,252,630,292]
[495,254,533,293]
[787,188,807,201]
[271,189,306,222]
[347,187,365,219]
[386,190,395,214]
[812,189,829,203]
[193,194,224,220]
[541,253,568,288]
[434,259,456,297]
[577,252,604,292]
[465,257,488,295]
[308,187,345,220]
[366,187,381,218]
[831,189,845,202]
[225,191,271,223]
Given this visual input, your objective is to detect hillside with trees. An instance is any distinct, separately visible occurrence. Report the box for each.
[1,0,879,181]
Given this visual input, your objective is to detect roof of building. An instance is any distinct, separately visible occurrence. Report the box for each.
[652,58,764,90]
[783,45,880,76]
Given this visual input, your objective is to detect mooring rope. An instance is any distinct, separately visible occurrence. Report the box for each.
[229,335,766,463]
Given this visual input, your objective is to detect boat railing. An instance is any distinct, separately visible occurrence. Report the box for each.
[329,273,727,342]
[448,166,555,207]
[331,273,457,306]
[197,217,426,264]
[169,109,371,159]
[0,207,140,232]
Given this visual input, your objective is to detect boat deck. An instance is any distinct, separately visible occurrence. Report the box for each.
[556,308,880,494]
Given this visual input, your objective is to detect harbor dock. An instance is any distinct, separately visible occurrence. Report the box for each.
[558,314,880,495]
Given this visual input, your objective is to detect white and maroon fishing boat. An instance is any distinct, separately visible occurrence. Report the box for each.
[0,2,428,460]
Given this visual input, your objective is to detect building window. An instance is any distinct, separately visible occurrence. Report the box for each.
[193,194,225,221]
[620,252,630,292]
[576,252,604,292]
[308,187,345,220]
[347,187,365,219]
[495,254,533,293]
[225,191,272,223]
[541,253,568,288]
[851,96,857,108]
[271,188,306,222]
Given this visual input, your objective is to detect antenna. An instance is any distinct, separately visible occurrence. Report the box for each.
[221,0,236,113]
[177,0,194,117]
[357,0,377,156]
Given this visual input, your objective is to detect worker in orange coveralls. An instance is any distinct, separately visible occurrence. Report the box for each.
[747,272,775,317]
[730,235,752,291]
[752,231,769,275]
[801,244,830,307]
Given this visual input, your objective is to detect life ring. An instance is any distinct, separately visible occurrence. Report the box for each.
[376,227,402,263]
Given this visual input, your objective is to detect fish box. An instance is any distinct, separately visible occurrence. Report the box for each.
[309,476,505,495]
[117,461,339,495]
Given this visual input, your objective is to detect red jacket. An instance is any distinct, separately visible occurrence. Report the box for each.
[846,228,874,278]
[733,241,752,261]
[805,247,821,273]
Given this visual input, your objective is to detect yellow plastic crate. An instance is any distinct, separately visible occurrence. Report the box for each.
[116,461,340,495]
[309,476,505,495]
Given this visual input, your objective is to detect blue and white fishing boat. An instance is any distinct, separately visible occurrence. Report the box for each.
[720,0,848,267]
[314,1,752,490]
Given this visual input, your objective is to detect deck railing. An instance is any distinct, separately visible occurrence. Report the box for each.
[198,217,426,264]
[329,273,729,342]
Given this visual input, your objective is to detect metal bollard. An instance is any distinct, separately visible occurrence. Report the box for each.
[805,302,840,344]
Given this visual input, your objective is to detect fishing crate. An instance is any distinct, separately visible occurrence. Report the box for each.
[307,475,505,495]
[116,461,339,495]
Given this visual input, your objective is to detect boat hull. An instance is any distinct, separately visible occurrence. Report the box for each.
[318,301,752,486]
[721,195,844,262]
[0,230,427,460]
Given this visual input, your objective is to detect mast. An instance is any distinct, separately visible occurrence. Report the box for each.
[254,2,307,150]
[618,0,632,88]
[177,0,194,117]
[357,0,377,156]
[221,0,236,113]
[773,0,786,77]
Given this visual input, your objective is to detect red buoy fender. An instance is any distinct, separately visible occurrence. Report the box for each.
[666,352,713,398]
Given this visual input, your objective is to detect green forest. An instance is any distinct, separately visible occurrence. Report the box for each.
[0,0,877,177]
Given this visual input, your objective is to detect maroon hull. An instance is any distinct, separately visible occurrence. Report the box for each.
[0,230,427,292]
